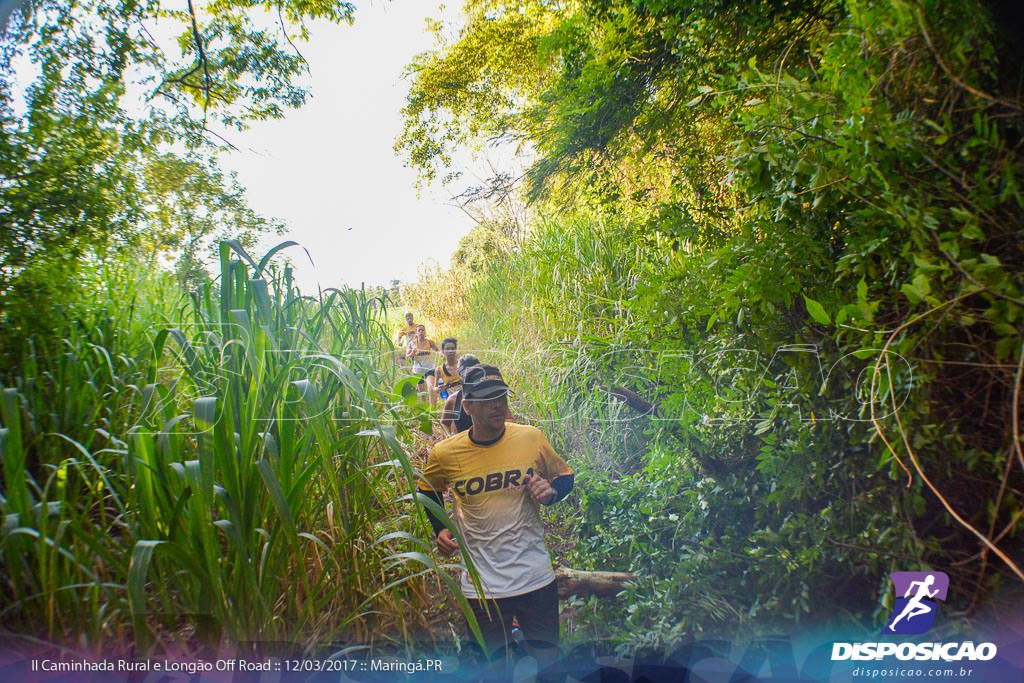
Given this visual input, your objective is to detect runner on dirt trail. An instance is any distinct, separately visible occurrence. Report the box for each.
[394,313,419,366]
[407,324,439,394]
[441,355,512,434]
[441,354,480,433]
[418,364,574,662]
[395,312,418,349]
[431,337,462,407]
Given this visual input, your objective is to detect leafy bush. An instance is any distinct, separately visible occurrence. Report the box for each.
[399,0,1024,646]
[0,244,443,652]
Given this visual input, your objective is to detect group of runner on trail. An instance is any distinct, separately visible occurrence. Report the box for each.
[395,312,505,430]
[394,312,574,665]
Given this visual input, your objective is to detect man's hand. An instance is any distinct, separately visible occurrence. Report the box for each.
[436,528,460,555]
[524,475,555,504]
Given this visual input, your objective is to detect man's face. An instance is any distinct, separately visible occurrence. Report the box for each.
[416,325,425,339]
[442,344,457,363]
[406,314,414,326]
[465,394,508,431]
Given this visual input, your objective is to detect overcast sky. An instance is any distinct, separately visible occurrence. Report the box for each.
[218,1,476,292]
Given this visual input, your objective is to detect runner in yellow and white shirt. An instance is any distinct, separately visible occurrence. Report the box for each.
[394,312,419,366]
[406,324,439,394]
[395,312,418,349]
[417,364,574,659]
[430,337,462,406]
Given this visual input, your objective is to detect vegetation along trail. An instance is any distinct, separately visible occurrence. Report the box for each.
[1,0,1023,670]
[399,0,1024,653]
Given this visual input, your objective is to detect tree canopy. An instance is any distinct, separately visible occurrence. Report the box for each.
[399,0,1024,641]
[0,0,355,344]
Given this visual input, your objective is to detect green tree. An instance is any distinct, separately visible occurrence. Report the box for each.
[0,0,355,351]
[141,153,284,287]
[400,0,1024,643]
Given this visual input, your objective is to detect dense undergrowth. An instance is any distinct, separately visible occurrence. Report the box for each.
[400,0,1024,651]
[0,243,449,654]
[1,0,1022,660]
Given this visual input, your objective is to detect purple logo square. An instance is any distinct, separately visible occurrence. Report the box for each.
[884,571,949,635]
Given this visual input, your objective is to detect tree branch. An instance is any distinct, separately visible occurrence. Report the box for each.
[871,299,1024,582]
[186,0,212,114]
[1013,340,1024,474]
[916,10,1022,113]
[278,2,308,69]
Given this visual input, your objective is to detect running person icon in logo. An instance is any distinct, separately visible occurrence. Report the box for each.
[884,571,949,635]
[888,574,938,632]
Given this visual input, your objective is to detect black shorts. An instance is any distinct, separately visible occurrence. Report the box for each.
[467,580,559,660]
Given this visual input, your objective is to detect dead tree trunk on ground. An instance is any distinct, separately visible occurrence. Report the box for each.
[555,567,636,599]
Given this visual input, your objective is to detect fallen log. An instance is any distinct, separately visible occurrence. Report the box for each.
[609,385,659,415]
[554,567,637,599]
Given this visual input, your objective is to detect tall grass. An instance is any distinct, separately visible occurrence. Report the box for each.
[0,242,447,653]
[461,218,657,474]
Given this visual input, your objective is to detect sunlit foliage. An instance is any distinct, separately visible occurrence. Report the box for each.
[401,0,1024,647]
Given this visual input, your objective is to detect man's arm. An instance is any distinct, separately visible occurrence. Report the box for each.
[530,429,574,504]
[549,473,574,503]
[524,473,575,505]
[440,393,459,433]
[419,489,447,535]
[418,488,460,554]
[418,443,460,554]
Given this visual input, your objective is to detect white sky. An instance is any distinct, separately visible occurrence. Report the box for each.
[217,1,476,292]
[7,0,485,291]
